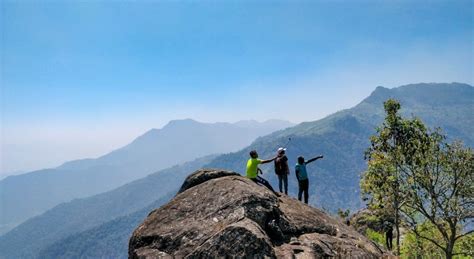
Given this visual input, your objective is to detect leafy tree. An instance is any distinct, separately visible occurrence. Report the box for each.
[401,221,474,259]
[401,138,473,259]
[361,99,412,254]
[361,99,473,258]
[337,208,350,220]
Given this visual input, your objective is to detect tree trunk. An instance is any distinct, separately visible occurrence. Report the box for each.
[445,247,453,259]
[445,237,455,259]
[395,212,400,255]
[415,234,422,259]
[394,181,401,256]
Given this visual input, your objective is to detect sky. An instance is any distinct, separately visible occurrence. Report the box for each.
[1,0,473,177]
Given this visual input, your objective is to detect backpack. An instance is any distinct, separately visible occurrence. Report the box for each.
[274,156,287,175]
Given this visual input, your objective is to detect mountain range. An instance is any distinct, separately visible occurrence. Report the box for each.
[0,82,472,258]
[0,119,293,235]
[207,83,473,211]
[0,155,213,258]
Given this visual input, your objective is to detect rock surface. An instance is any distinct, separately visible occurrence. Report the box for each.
[129,169,388,258]
[177,168,240,194]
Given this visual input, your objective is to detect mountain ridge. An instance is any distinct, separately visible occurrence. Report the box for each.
[0,155,215,258]
[35,83,474,259]
[0,119,292,235]
[1,82,472,258]
[204,82,473,211]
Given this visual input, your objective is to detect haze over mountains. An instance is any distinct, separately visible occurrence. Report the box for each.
[0,119,293,235]
[0,156,213,258]
[0,83,472,258]
[207,82,473,211]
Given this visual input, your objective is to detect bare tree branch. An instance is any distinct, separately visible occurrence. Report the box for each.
[454,229,474,241]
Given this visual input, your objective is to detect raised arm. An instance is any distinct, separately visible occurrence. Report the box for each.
[306,155,323,164]
[261,157,277,164]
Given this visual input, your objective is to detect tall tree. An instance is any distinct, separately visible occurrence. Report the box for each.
[361,99,411,255]
[401,137,473,259]
[361,99,474,258]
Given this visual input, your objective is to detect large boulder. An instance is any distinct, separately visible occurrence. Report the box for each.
[129,169,388,258]
[178,168,239,194]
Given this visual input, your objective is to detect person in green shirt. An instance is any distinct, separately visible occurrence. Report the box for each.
[295,155,323,204]
[246,150,278,195]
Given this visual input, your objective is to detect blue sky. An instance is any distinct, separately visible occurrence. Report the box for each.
[1,0,473,175]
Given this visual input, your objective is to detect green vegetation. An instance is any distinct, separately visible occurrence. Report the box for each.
[361,99,473,258]
[337,208,350,220]
[401,222,474,258]
[364,224,473,258]
[361,99,408,254]
[366,228,385,248]
[2,83,472,258]
[208,83,474,214]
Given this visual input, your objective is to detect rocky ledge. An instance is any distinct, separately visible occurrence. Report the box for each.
[129,169,388,258]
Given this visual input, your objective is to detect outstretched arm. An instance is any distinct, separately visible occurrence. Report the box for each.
[306,155,323,164]
[261,157,277,164]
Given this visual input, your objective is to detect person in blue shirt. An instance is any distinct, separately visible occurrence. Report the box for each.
[295,155,323,204]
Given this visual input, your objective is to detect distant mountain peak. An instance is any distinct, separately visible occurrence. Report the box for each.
[165,118,200,126]
[362,82,473,106]
[234,119,259,124]
[4,82,472,258]
[361,85,392,104]
[375,85,388,90]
